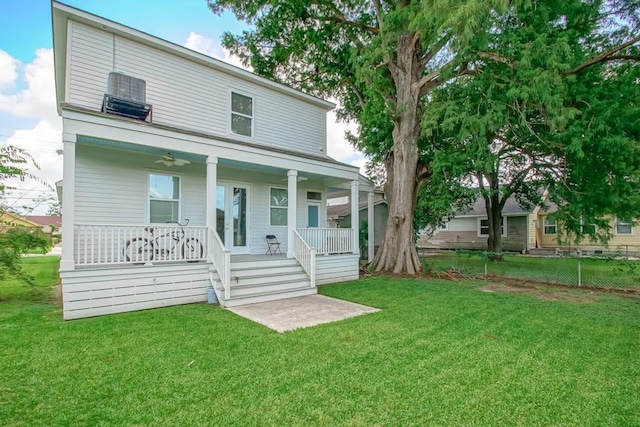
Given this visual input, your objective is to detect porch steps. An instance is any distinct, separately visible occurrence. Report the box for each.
[211,257,316,307]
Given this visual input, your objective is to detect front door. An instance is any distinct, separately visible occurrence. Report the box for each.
[216,182,251,254]
[307,203,320,228]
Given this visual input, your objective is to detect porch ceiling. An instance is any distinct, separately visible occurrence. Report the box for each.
[77,135,205,163]
[76,135,356,185]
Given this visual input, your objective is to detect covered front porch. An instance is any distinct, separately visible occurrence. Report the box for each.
[59,111,374,317]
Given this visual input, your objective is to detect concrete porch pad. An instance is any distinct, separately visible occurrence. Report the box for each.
[227,294,380,333]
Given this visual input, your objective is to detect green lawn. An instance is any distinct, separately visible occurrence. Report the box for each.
[423,252,640,288]
[2,258,640,425]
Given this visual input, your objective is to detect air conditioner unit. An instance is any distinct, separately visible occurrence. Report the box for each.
[107,72,146,103]
[102,72,152,122]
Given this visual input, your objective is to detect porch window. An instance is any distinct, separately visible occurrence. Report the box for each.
[149,173,180,223]
[231,92,253,137]
[479,217,506,237]
[616,217,632,234]
[270,187,288,226]
[543,217,557,235]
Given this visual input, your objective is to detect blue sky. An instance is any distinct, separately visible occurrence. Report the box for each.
[1,0,246,63]
[0,0,363,214]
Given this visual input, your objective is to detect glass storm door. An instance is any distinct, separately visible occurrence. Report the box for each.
[217,182,250,254]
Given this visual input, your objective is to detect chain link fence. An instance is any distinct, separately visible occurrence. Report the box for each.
[422,251,640,290]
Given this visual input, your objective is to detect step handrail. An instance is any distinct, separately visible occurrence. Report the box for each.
[291,229,316,288]
[208,227,231,300]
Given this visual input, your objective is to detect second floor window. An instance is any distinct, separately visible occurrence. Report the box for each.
[231,92,253,137]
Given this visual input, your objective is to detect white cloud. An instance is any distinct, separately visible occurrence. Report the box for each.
[326,104,367,174]
[184,32,248,70]
[0,50,19,89]
[0,49,58,124]
[0,49,62,214]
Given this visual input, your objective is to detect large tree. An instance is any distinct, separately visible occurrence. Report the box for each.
[209,0,517,273]
[208,0,639,273]
[424,0,640,256]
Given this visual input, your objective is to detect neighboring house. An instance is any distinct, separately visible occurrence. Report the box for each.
[0,211,40,233]
[24,216,63,235]
[52,2,377,320]
[419,191,640,255]
[417,194,535,252]
[531,199,639,256]
[327,191,388,255]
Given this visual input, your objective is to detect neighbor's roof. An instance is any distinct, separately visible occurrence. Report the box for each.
[458,193,536,217]
[327,199,387,218]
[24,216,63,228]
[0,212,40,228]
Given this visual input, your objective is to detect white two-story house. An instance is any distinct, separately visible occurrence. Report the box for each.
[52,2,377,320]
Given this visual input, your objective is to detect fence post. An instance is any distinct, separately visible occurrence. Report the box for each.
[484,259,488,276]
[577,256,581,287]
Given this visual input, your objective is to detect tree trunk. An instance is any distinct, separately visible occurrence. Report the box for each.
[369,34,423,274]
[485,186,504,261]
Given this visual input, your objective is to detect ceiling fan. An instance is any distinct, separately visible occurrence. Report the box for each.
[155,152,190,167]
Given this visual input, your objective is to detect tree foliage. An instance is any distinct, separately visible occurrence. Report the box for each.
[1,146,50,285]
[423,0,640,255]
[208,0,640,272]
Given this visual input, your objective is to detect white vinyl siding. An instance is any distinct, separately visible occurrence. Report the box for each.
[74,145,205,226]
[66,21,327,155]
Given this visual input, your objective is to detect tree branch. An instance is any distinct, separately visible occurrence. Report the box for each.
[308,13,380,34]
[563,35,640,76]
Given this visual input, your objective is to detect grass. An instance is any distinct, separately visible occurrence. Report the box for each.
[423,252,640,288]
[2,258,640,425]
[0,256,60,301]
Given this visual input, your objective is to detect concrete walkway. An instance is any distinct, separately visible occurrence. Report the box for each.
[227,294,380,333]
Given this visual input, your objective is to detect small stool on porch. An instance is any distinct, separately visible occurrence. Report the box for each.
[265,235,283,255]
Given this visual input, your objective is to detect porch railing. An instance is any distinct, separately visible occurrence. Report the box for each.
[208,227,231,300]
[296,228,354,255]
[292,229,316,287]
[74,223,208,266]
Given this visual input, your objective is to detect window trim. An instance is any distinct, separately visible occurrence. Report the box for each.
[148,172,182,224]
[543,217,557,235]
[615,217,633,235]
[230,90,254,138]
[477,217,506,237]
[269,186,288,227]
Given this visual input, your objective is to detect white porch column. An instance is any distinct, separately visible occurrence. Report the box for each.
[60,133,76,271]
[351,180,359,255]
[368,191,375,261]
[205,157,218,230]
[287,170,298,258]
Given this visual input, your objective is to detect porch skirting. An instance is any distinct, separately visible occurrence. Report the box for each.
[60,254,361,320]
[316,254,360,285]
[60,263,210,320]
